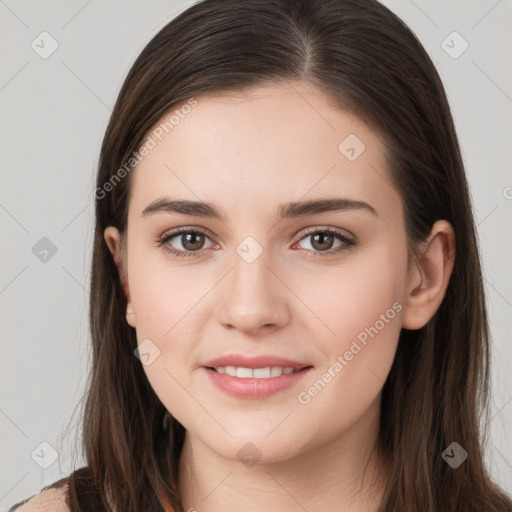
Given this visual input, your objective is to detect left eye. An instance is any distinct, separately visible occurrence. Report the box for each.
[293,229,356,256]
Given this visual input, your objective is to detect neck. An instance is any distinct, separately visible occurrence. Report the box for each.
[176,399,389,512]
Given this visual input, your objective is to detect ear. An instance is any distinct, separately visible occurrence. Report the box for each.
[401,220,456,330]
[104,226,136,328]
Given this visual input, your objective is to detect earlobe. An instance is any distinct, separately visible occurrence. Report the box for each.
[125,303,136,328]
[104,226,136,328]
[401,220,456,330]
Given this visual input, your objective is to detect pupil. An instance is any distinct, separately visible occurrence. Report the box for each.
[183,233,203,251]
[312,233,333,250]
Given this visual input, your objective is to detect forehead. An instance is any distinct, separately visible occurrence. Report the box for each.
[129,81,398,219]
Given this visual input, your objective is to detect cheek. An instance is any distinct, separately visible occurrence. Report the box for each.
[292,244,406,431]
[128,244,205,340]
[126,251,212,394]
[129,270,199,417]
[293,242,407,347]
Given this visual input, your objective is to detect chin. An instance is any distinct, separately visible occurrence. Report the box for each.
[198,429,309,466]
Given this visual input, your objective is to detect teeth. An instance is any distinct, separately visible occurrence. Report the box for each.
[213,366,299,378]
[236,367,253,378]
[225,366,237,377]
[253,367,270,378]
[270,366,282,377]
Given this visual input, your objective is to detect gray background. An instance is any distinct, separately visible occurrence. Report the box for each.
[1,0,511,508]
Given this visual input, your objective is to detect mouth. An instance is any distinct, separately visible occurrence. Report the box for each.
[202,364,314,399]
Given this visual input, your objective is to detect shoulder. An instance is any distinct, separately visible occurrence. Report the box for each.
[8,478,70,512]
[8,467,104,512]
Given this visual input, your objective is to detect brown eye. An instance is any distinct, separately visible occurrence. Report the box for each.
[310,232,335,251]
[180,232,206,251]
[295,228,356,257]
[158,228,216,258]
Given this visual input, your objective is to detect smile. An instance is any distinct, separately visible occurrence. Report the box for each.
[202,365,313,399]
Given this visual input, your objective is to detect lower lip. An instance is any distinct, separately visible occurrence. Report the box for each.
[202,366,313,399]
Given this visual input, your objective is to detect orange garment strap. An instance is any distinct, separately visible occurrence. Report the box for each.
[157,450,179,512]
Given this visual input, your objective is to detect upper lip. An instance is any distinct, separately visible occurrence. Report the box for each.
[202,354,312,370]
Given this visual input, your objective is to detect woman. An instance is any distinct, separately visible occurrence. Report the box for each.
[10,0,512,510]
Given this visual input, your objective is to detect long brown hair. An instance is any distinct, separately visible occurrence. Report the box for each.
[75,0,512,510]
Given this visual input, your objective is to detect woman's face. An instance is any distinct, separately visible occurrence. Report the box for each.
[108,80,412,463]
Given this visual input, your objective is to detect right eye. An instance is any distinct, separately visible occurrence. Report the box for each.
[158,228,217,258]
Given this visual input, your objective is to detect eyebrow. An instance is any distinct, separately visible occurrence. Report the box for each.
[141,197,378,220]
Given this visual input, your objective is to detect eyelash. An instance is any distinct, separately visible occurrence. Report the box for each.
[157,226,357,259]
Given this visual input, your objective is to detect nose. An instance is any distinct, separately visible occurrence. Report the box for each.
[217,246,290,335]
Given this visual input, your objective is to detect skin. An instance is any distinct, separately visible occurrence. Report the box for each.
[104,80,455,512]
